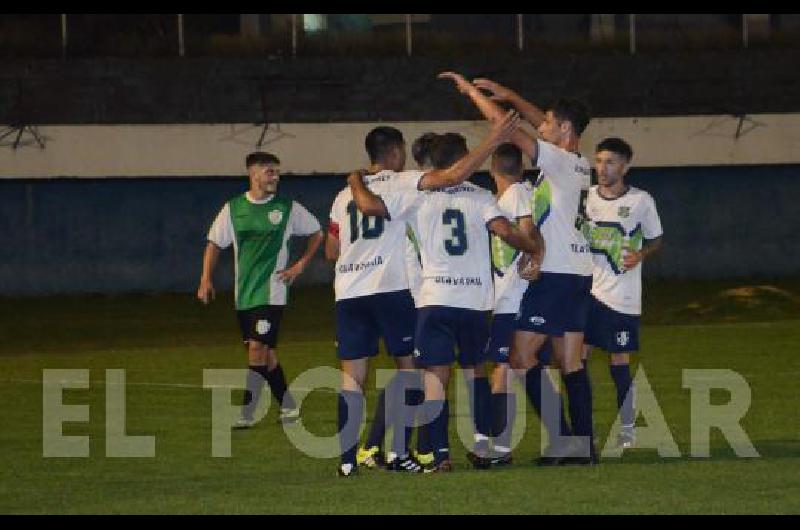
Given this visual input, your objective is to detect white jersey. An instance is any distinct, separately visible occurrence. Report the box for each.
[329,169,424,301]
[405,221,423,307]
[531,139,593,276]
[383,182,506,311]
[585,185,663,315]
[491,181,533,314]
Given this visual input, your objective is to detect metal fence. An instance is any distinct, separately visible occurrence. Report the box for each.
[2,14,800,59]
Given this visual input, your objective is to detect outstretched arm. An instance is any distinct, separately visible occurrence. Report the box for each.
[473,77,546,128]
[439,71,538,161]
[417,108,521,190]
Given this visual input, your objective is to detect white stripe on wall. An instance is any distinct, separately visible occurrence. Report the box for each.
[2,114,799,178]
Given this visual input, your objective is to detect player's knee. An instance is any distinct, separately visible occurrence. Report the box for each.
[264,348,279,370]
[610,353,630,366]
[247,341,269,362]
[509,354,525,371]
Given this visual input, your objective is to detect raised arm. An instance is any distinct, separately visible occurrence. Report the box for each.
[473,77,546,128]
[439,71,538,161]
[417,108,522,190]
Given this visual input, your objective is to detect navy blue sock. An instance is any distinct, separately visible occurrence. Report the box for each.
[338,390,364,466]
[473,377,491,453]
[424,399,450,464]
[242,365,266,421]
[265,364,296,410]
[563,369,594,450]
[610,364,634,427]
[365,388,388,450]
[414,389,431,454]
[525,364,572,440]
[491,392,516,452]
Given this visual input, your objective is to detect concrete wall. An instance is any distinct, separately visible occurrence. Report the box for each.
[1,165,798,295]
[3,115,800,178]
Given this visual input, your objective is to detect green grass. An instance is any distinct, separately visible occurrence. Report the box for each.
[1,280,799,514]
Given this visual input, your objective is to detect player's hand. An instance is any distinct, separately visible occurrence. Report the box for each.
[518,252,542,281]
[277,261,306,285]
[346,169,368,186]
[622,248,643,271]
[197,279,215,305]
[438,71,475,95]
[489,109,521,144]
[472,78,514,102]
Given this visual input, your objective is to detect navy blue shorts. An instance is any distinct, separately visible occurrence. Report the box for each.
[485,313,516,363]
[515,272,592,336]
[415,306,490,368]
[584,295,640,353]
[236,305,283,348]
[335,290,417,360]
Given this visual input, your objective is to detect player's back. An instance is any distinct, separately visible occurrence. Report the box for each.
[330,169,423,301]
[413,182,504,311]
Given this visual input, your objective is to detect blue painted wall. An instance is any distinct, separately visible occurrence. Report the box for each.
[1,165,798,295]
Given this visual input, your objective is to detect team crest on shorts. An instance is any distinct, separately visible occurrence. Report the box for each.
[256,319,272,335]
[618,206,631,218]
[268,210,283,225]
[616,331,630,346]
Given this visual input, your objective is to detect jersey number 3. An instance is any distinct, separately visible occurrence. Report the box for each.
[443,209,467,256]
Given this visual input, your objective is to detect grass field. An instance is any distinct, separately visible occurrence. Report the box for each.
[1,279,799,514]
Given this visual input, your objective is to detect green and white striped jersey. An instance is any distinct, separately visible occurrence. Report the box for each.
[208,192,320,310]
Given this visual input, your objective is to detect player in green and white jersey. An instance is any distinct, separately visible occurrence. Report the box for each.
[198,152,323,428]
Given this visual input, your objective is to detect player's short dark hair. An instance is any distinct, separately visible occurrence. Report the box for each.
[596,137,633,162]
[430,133,468,169]
[412,132,438,167]
[552,98,591,136]
[246,152,280,167]
[492,143,523,177]
[365,126,405,163]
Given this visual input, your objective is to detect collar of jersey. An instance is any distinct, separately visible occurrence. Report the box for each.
[245,192,275,205]
[596,185,631,201]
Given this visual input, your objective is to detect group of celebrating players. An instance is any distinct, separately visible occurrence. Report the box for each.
[197,72,663,477]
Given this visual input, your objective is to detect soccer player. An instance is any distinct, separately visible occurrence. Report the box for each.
[583,137,663,448]
[483,143,539,466]
[349,132,543,472]
[440,72,597,465]
[328,113,522,477]
[197,152,323,428]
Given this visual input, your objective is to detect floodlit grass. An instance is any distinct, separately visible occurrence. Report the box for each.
[1,280,798,514]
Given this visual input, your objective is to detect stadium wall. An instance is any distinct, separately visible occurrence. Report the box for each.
[2,115,800,177]
[1,164,798,295]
